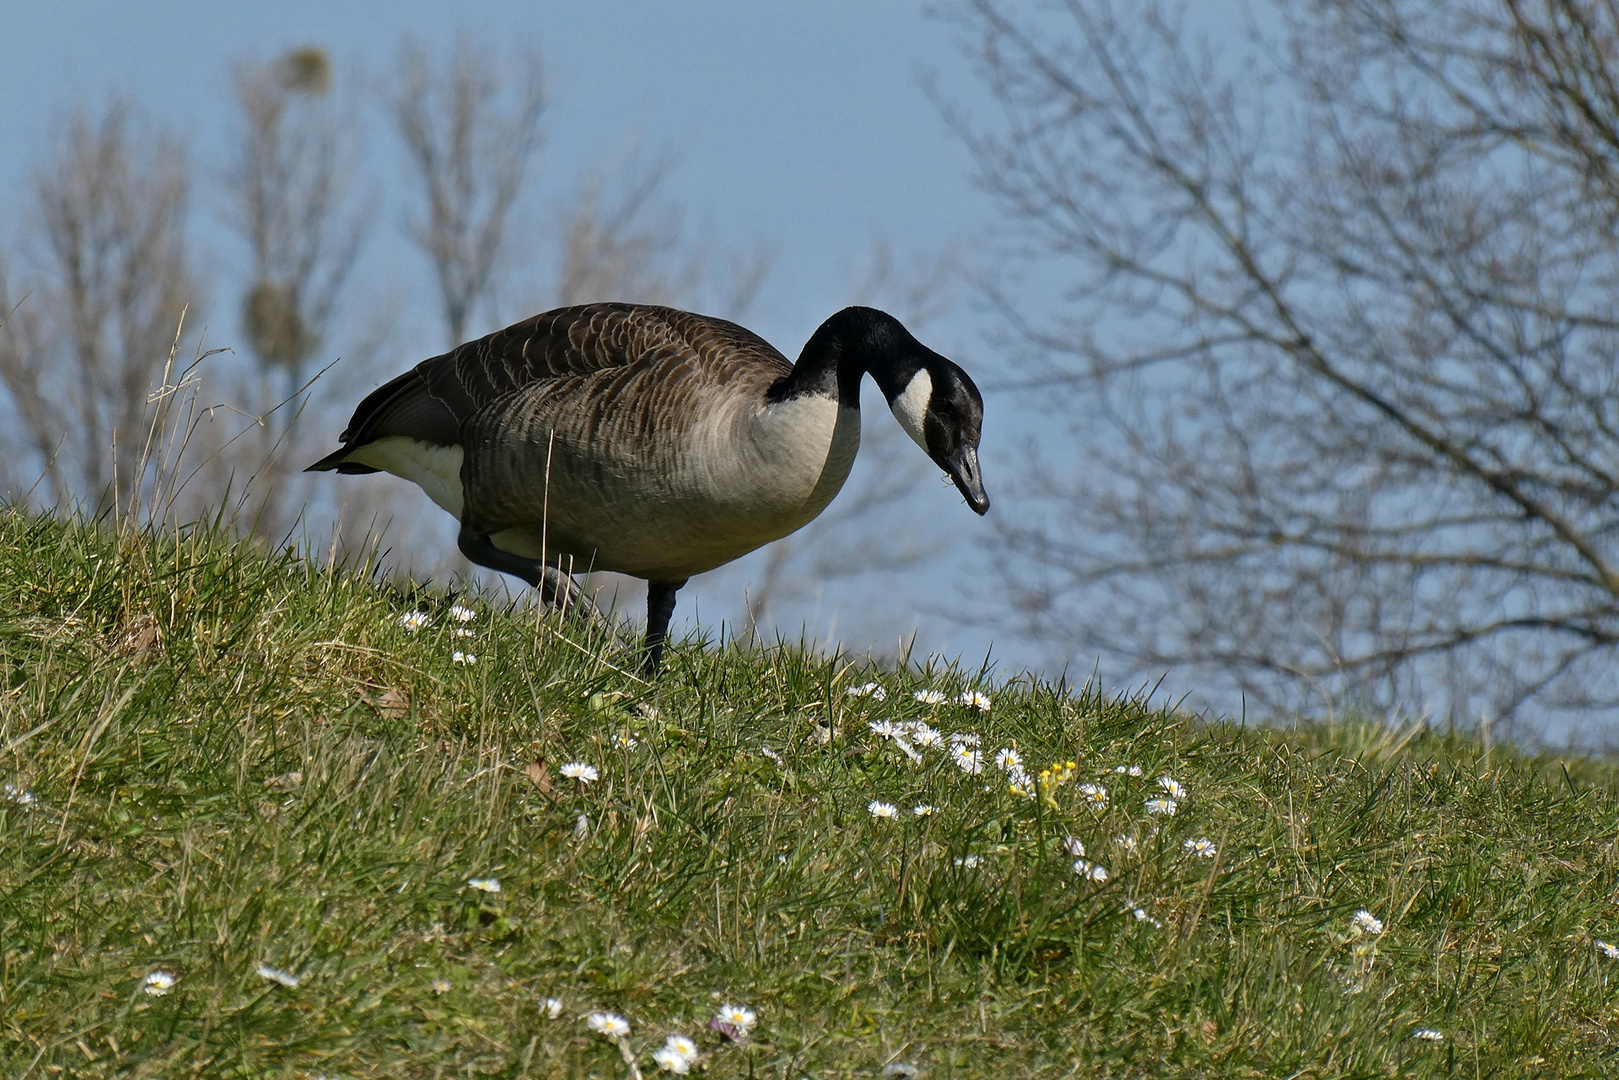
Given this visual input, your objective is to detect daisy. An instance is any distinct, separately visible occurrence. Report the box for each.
[1411,1029,1444,1042]
[1158,776,1186,799]
[430,978,451,994]
[399,610,430,632]
[452,651,476,665]
[947,731,982,746]
[543,996,564,1019]
[560,762,599,784]
[1113,834,1139,853]
[958,690,992,712]
[913,689,948,705]
[1078,782,1108,806]
[994,747,1022,771]
[1063,835,1085,857]
[714,1003,757,1033]
[142,969,177,996]
[909,723,943,748]
[760,746,782,763]
[954,855,983,868]
[653,1045,694,1074]
[450,603,477,623]
[1112,764,1143,777]
[654,1034,700,1072]
[1123,900,1162,927]
[1073,859,1109,882]
[868,800,899,819]
[452,627,475,638]
[1144,796,1178,816]
[1184,837,1217,858]
[613,731,639,750]
[587,1011,631,1037]
[950,745,985,775]
[869,719,902,739]
[255,963,300,988]
[466,877,501,894]
[1597,940,1619,959]
[848,681,888,701]
[913,804,937,816]
[1351,910,1384,935]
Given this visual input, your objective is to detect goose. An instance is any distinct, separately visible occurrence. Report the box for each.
[307,303,989,674]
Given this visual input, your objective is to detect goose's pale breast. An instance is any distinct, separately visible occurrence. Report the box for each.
[473,389,862,581]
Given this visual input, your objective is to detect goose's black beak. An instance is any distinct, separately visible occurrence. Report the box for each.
[941,445,990,515]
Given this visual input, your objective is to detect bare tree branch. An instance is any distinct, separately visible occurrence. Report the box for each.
[954,0,1619,741]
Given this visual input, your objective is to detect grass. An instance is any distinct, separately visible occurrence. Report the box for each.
[2,505,1619,1078]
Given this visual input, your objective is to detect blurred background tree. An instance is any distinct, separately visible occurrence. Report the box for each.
[955,0,1619,742]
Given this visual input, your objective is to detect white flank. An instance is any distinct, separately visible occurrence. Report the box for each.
[343,437,466,518]
[888,369,933,453]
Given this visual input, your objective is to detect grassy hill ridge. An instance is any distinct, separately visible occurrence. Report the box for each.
[2,507,1617,1077]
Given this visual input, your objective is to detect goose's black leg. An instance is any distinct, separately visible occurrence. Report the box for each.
[643,579,686,675]
[457,526,600,619]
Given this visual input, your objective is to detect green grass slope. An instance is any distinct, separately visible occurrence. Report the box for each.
[3,507,1618,1078]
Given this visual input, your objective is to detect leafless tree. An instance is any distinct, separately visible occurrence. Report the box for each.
[0,101,196,512]
[952,0,1619,741]
[390,36,546,346]
[227,46,366,406]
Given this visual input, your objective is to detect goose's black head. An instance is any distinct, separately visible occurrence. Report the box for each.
[818,306,991,516]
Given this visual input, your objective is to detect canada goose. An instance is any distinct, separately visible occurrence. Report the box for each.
[308,303,989,674]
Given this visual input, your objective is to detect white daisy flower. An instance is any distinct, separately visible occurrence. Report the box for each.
[913,804,937,816]
[1112,764,1143,777]
[452,627,476,638]
[2,782,38,808]
[1078,782,1108,805]
[1073,859,1109,882]
[543,996,564,1019]
[1144,796,1178,816]
[613,731,639,750]
[1114,834,1139,853]
[399,610,431,632]
[1063,836,1085,857]
[1351,910,1384,935]
[431,977,451,995]
[868,800,899,819]
[450,603,477,623]
[587,1011,631,1037]
[913,689,948,705]
[560,762,599,783]
[950,745,985,774]
[993,747,1022,772]
[466,877,501,894]
[452,651,476,665]
[869,720,903,740]
[255,963,300,988]
[1411,1029,1445,1041]
[1158,776,1186,799]
[958,690,992,712]
[715,1003,757,1032]
[1597,940,1619,959]
[848,681,888,701]
[1183,837,1217,858]
[655,1033,700,1070]
[760,746,782,763]
[909,723,943,748]
[653,1046,693,1074]
[947,731,981,746]
[954,855,983,868]
[142,969,177,996]
[1123,900,1162,927]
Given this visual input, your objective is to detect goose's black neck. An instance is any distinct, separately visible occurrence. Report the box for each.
[768,306,925,408]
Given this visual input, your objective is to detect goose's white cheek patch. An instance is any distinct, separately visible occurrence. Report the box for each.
[889,369,932,453]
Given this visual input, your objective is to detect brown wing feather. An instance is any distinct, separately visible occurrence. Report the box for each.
[309,303,790,475]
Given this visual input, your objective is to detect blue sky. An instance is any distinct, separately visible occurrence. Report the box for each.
[2,0,1043,670]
